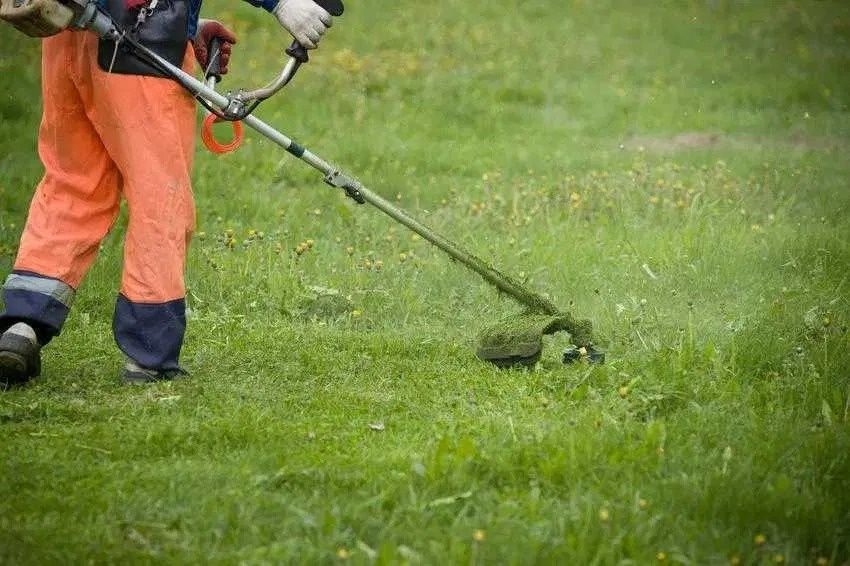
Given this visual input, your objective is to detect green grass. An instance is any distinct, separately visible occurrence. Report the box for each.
[2,0,850,563]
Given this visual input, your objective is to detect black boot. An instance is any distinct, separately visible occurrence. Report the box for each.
[0,323,42,386]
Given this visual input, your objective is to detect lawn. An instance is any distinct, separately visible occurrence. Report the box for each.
[1,0,849,563]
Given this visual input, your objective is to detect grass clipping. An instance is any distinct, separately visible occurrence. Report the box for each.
[476,311,593,368]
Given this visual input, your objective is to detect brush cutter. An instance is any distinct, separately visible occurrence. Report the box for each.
[1,0,603,368]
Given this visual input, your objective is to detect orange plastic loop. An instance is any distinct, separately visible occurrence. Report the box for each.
[201,113,245,154]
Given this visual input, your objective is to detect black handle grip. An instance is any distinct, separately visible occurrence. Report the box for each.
[207,37,223,80]
[285,40,310,64]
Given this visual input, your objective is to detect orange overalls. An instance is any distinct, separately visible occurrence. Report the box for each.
[0,30,197,370]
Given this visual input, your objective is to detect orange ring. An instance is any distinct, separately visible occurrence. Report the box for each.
[201,113,244,154]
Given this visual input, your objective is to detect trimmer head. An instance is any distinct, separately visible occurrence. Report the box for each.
[475,334,545,368]
[476,313,598,368]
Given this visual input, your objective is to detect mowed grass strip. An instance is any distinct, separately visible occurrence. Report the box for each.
[1,0,849,563]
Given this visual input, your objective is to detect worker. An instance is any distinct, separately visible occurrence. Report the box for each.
[0,0,333,385]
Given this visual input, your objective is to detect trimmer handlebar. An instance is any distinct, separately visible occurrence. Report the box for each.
[203,37,298,105]
[200,0,344,151]
[204,0,343,112]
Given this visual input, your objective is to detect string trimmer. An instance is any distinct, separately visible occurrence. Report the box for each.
[1,0,604,367]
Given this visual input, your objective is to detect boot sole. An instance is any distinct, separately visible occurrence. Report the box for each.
[122,369,187,385]
[0,351,28,383]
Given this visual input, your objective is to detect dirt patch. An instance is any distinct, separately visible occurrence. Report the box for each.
[624,132,722,152]
[622,131,847,153]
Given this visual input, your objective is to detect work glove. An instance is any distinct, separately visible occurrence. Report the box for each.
[273,0,332,50]
[193,19,238,75]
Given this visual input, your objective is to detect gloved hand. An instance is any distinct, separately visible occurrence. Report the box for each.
[273,0,332,50]
[193,19,238,75]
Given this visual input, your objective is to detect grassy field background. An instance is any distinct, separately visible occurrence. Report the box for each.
[2,0,850,563]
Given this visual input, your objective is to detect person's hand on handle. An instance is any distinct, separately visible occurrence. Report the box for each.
[273,0,332,50]
[193,20,238,75]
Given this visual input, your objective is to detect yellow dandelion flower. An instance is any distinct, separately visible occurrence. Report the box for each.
[473,529,486,542]
[598,508,610,522]
[336,547,350,560]
[656,551,667,561]
[754,533,767,546]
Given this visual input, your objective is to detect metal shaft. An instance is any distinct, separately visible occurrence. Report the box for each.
[352,188,562,315]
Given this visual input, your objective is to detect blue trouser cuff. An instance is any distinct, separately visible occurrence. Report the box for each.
[0,271,74,343]
[113,294,186,371]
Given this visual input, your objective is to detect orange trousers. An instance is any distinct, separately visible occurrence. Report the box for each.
[1,31,197,369]
[19,31,196,298]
